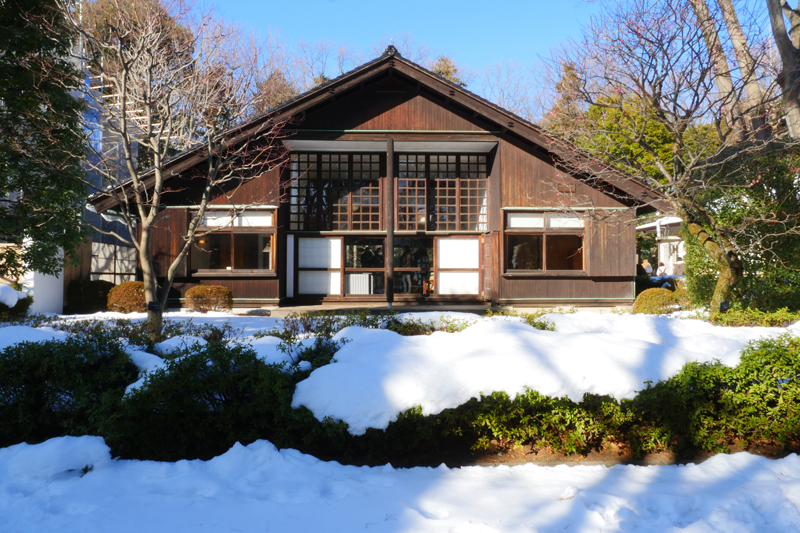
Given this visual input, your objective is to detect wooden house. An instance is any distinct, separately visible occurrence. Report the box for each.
[93,46,665,309]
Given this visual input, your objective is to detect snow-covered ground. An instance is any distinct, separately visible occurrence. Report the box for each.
[2,436,800,532]
[2,310,800,531]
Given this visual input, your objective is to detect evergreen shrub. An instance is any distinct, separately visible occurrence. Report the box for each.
[107,281,146,313]
[633,288,677,314]
[0,334,137,447]
[106,342,336,461]
[708,307,800,327]
[185,285,233,313]
[66,279,114,314]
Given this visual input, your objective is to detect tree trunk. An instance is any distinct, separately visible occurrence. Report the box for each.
[685,222,743,311]
[715,0,770,139]
[138,225,163,342]
[689,0,744,141]
[766,0,800,138]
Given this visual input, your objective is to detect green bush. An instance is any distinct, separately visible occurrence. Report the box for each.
[0,334,137,447]
[627,334,800,455]
[633,288,677,314]
[105,342,341,461]
[107,281,146,313]
[185,285,233,313]
[673,280,692,309]
[0,292,33,321]
[682,230,718,307]
[708,307,800,327]
[66,279,114,314]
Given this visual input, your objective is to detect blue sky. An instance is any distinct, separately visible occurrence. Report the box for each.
[214,0,600,72]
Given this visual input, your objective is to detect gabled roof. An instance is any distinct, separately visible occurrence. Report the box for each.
[92,46,669,213]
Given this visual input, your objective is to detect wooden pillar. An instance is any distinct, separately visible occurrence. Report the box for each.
[385,138,395,307]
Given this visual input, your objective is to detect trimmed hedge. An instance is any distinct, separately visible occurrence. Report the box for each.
[4,314,800,465]
[633,288,677,315]
[66,279,115,314]
[107,281,146,313]
[185,285,233,313]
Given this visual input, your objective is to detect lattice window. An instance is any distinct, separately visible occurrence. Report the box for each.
[398,155,427,231]
[431,154,458,231]
[289,153,383,231]
[351,154,381,231]
[320,153,349,230]
[459,155,488,231]
[289,154,316,231]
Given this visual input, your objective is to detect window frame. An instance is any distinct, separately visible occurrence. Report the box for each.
[503,211,587,275]
[190,209,277,277]
[396,153,489,232]
[288,152,384,232]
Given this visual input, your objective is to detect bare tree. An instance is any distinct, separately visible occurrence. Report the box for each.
[64,0,289,336]
[766,0,800,137]
[545,0,792,311]
[371,33,433,65]
[480,61,535,120]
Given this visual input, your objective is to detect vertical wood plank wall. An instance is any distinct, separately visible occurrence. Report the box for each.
[142,72,638,307]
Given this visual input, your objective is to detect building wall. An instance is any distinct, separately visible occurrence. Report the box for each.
[145,71,638,306]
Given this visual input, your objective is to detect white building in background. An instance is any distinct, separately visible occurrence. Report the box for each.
[636,216,686,276]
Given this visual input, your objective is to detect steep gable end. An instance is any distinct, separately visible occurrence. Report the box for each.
[300,73,495,133]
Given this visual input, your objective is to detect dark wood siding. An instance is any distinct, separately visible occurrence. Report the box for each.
[496,138,635,303]
[587,211,636,277]
[150,209,188,278]
[302,84,493,132]
[209,166,283,206]
[499,277,634,303]
[499,138,626,209]
[171,278,279,305]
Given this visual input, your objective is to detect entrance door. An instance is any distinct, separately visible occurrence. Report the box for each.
[392,237,434,296]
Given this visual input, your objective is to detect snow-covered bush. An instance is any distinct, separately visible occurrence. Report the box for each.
[630,334,800,455]
[0,294,32,321]
[107,342,332,461]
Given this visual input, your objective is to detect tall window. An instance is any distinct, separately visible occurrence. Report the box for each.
[505,212,584,272]
[289,153,382,231]
[397,155,427,231]
[397,154,488,231]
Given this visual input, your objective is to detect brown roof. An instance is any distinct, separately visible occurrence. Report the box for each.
[92,45,669,213]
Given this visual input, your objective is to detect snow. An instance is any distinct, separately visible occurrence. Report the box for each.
[2,436,800,532]
[292,313,792,435]
[3,310,800,531]
[152,335,207,356]
[0,325,68,351]
[0,284,26,308]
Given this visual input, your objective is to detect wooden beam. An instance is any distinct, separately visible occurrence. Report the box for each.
[386,138,395,307]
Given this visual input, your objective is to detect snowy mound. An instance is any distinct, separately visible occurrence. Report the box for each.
[293,313,793,435]
[0,326,68,351]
